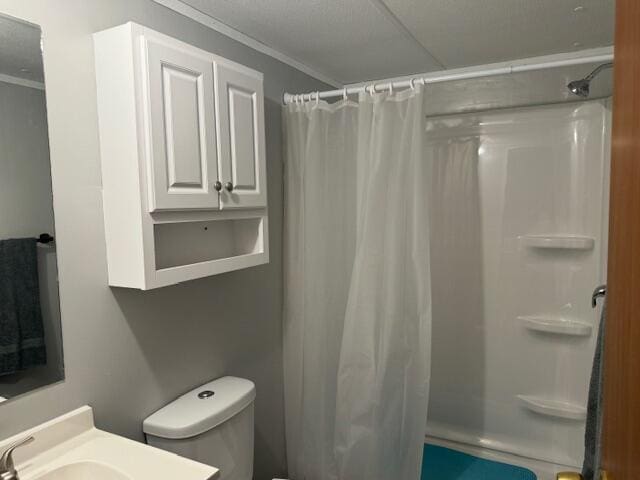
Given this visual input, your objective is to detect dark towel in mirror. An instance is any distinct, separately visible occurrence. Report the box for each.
[0,238,47,375]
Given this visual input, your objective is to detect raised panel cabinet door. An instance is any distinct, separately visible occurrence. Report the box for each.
[216,61,267,209]
[144,37,219,212]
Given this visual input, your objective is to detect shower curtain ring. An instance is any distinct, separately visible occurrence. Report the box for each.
[343,88,348,101]
[315,91,320,106]
[388,83,393,95]
[409,78,416,91]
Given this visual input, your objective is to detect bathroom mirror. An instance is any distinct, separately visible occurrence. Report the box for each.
[0,14,64,402]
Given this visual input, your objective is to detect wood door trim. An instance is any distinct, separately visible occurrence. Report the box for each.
[602,0,640,478]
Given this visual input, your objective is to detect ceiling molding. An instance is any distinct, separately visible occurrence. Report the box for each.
[367,0,445,69]
[152,0,343,88]
[0,73,45,90]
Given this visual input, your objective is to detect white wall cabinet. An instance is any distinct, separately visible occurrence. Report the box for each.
[94,23,269,289]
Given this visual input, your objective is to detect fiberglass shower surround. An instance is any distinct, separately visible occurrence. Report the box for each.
[426,100,610,469]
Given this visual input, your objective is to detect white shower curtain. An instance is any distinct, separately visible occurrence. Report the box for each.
[283,86,432,480]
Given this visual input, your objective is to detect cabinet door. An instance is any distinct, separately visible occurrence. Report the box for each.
[144,37,219,212]
[216,61,267,209]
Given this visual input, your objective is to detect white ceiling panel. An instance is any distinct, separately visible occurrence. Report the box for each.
[169,0,615,85]
[381,0,615,69]
[178,0,443,84]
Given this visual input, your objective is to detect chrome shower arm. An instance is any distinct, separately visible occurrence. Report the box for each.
[584,62,614,82]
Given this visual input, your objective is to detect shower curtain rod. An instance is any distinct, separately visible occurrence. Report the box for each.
[283,53,614,105]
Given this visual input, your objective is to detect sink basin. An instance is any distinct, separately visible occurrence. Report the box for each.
[0,407,218,480]
[34,461,130,480]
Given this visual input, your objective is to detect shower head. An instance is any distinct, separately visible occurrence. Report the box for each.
[567,62,613,98]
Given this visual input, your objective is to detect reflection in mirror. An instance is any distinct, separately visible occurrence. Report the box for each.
[0,14,63,402]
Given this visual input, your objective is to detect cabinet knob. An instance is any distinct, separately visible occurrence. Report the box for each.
[224,182,234,192]
[213,181,222,192]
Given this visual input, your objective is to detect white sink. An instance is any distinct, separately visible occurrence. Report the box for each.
[33,461,130,480]
[0,407,218,480]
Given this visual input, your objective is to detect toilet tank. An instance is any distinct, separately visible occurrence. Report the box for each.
[143,376,255,480]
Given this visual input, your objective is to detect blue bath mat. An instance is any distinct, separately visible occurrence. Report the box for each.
[421,444,537,480]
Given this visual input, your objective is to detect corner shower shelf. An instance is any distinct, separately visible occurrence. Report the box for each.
[517,395,587,421]
[519,235,595,250]
[518,315,592,336]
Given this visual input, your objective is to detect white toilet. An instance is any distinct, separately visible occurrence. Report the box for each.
[143,376,256,480]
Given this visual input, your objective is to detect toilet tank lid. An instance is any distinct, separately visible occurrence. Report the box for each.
[143,376,256,439]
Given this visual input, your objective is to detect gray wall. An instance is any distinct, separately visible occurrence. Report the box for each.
[0,2,328,479]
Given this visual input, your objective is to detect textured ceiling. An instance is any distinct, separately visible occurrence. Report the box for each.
[179,0,442,83]
[383,0,615,69]
[177,0,615,85]
[0,15,44,83]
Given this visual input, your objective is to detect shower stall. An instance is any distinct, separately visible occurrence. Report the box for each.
[426,99,610,477]
[283,55,613,480]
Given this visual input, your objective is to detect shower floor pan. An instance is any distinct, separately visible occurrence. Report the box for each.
[425,436,575,480]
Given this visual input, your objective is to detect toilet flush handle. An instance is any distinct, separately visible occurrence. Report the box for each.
[197,390,215,399]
